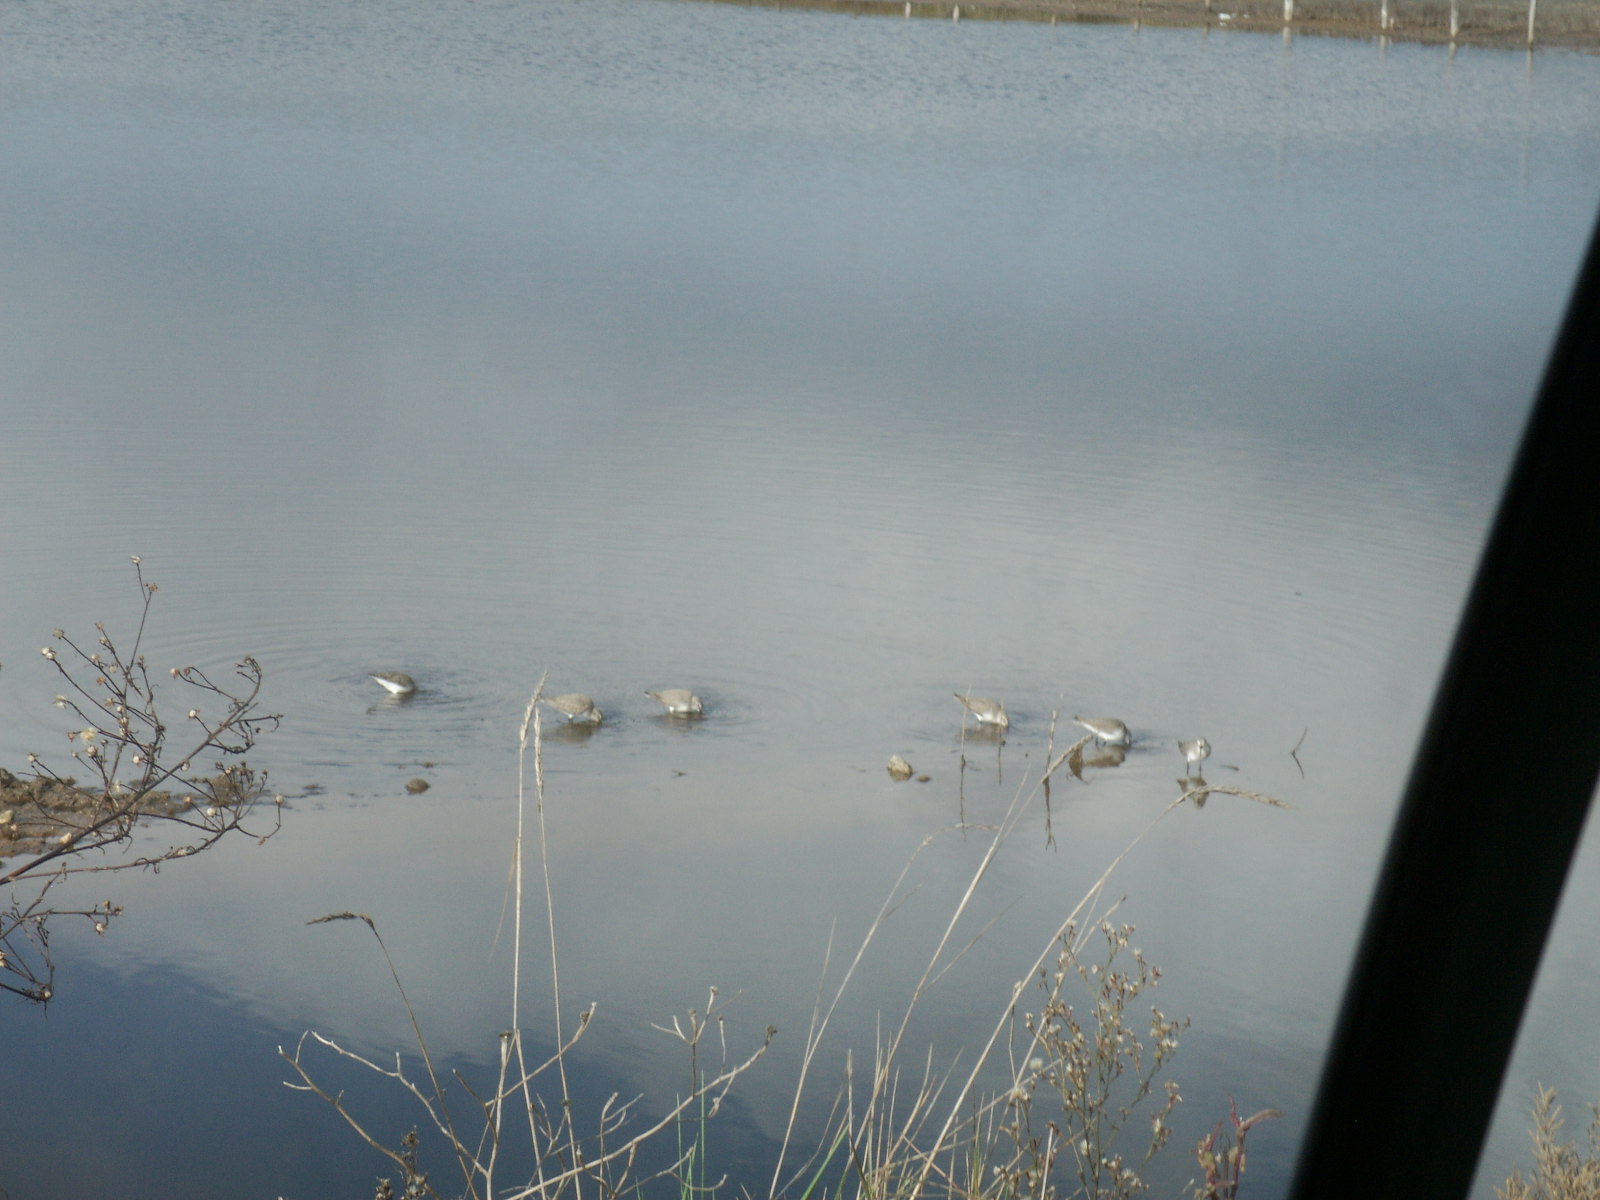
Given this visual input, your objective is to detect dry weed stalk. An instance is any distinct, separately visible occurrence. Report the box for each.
[1,557,280,1002]
[1192,1097,1281,1200]
[994,920,1188,1200]
[1498,1085,1600,1200]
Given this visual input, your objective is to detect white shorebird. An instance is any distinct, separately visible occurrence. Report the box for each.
[954,693,1009,729]
[542,693,604,724]
[370,672,417,697]
[1073,715,1131,746]
[646,689,703,715]
[1179,737,1211,776]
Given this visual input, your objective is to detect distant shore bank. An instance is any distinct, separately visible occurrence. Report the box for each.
[706,0,1600,52]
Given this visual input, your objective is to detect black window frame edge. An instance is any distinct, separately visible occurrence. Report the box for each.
[1287,208,1600,1200]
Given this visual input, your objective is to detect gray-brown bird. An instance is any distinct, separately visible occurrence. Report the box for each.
[370,672,417,697]
[954,693,1010,729]
[646,689,703,715]
[542,693,603,724]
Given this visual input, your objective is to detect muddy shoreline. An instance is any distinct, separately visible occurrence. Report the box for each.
[0,767,244,862]
[707,0,1600,52]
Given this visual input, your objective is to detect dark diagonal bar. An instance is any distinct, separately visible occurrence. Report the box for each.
[1288,210,1600,1200]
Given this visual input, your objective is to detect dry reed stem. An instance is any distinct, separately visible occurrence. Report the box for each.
[769,826,960,1195]
[777,791,1038,1192]
[517,672,581,1200]
[494,1037,776,1200]
[1178,783,1291,810]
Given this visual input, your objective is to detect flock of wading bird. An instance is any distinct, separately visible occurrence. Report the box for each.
[369,672,1212,783]
[948,694,1210,781]
[369,671,699,721]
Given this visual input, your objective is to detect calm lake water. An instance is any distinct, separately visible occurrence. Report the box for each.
[3,1,1600,1197]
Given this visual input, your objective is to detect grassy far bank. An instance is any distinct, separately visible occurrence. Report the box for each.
[704,0,1600,52]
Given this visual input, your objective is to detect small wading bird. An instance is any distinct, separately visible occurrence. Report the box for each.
[542,693,604,724]
[954,693,1009,729]
[646,689,703,715]
[1179,737,1211,776]
[370,672,417,697]
[1073,715,1131,746]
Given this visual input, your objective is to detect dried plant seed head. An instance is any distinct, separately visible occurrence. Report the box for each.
[41,647,55,660]
[188,709,199,720]
[170,667,179,678]
[129,555,140,564]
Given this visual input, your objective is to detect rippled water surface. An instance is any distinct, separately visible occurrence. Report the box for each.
[3,2,1600,1196]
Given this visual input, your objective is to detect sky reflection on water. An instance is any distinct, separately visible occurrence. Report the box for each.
[3,2,1600,1197]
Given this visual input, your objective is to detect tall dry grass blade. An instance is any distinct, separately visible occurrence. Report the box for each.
[768,823,975,1197]
[854,770,1045,1135]
[771,760,1052,1200]
[494,1032,774,1200]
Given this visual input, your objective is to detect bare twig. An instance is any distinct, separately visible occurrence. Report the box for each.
[2,558,281,1002]
[1290,728,1308,778]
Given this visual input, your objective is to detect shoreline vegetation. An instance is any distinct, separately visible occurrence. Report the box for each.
[283,683,1293,1200]
[6,570,1596,1195]
[704,0,1600,52]
[0,561,280,1004]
